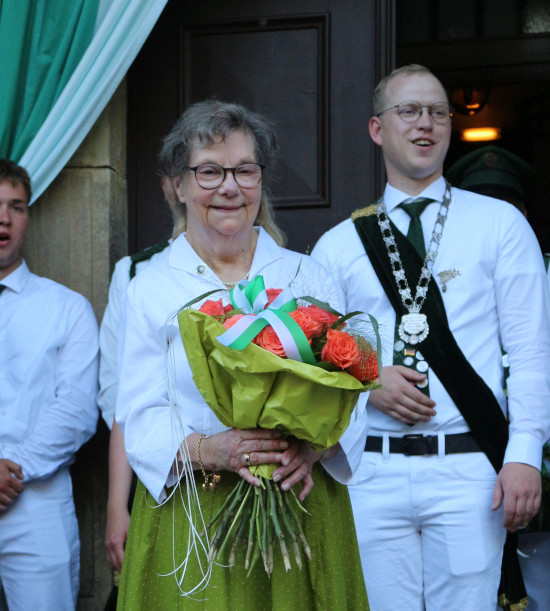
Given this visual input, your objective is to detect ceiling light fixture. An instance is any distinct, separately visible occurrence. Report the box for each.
[448,87,490,116]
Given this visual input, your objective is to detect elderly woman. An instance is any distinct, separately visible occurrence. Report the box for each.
[116,100,369,609]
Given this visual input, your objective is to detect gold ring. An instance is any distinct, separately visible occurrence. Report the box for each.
[243,453,251,465]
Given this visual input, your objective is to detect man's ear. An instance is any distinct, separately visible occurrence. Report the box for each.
[369,116,383,146]
[172,176,186,204]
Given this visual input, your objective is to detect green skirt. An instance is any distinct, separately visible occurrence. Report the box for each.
[117,464,369,610]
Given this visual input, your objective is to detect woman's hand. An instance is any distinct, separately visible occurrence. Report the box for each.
[190,429,289,488]
[104,420,134,572]
[105,501,131,572]
[271,437,323,502]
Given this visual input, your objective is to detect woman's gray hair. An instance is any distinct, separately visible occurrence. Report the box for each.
[159,99,285,246]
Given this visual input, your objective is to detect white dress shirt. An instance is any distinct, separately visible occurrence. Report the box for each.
[98,245,171,429]
[116,228,369,503]
[312,176,550,470]
[0,260,99,481]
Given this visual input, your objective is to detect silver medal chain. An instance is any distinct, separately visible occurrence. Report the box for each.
[376,180,452,344]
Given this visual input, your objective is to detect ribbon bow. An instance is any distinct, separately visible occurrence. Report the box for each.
[217,275,317,365]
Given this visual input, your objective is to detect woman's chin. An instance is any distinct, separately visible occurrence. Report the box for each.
[210,220,255,239]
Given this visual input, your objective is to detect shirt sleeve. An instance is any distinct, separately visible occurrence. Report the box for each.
[496,208,550,469]
[321,393,369,482]
[98,258,131,429]
[312,231,371,480]
[3,297,99,481]
[116,280,186,503]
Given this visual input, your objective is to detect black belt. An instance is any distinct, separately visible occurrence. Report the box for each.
[364,432,480,456]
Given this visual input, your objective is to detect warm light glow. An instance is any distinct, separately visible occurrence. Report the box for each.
[461,127,501,142]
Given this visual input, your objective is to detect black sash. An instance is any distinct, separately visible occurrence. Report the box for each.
[353,208,527,610]
[353,210,508,471]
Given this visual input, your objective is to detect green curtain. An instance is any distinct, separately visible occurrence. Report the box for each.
[0,0,100,161]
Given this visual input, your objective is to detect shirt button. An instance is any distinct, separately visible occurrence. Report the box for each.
[197,265,206,274]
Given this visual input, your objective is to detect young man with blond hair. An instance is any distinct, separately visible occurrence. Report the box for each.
[313,65,550,610]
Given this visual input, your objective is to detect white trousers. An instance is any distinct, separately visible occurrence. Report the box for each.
[349,448,506,611]
[0,468,80,611]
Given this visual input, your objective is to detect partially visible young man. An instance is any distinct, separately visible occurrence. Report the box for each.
[0,159,99,610]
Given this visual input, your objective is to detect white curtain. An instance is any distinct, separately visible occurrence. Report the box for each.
[20,0,169,204]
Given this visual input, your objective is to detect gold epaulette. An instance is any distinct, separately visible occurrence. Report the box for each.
[350,204,377,221]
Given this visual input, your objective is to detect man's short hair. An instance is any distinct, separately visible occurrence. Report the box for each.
[0,159,32,203]
[373,64,440,115]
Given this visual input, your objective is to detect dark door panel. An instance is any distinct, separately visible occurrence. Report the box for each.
[128,0,392,253]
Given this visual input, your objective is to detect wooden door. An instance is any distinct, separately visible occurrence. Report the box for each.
[128,0,393,254]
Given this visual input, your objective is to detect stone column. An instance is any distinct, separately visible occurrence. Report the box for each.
[23,82,127,609]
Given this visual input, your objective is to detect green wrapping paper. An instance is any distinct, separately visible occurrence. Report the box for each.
[177,309,370,451]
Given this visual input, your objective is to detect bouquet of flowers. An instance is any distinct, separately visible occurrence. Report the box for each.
[177,274,380,576]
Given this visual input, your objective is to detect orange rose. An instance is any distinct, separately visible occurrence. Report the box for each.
[222,314,245,329]
[291,308,324,338]
[254,325,287,357]
[265,288,283,306]
[321,328,360,370]
[304,304,340,331]
[199,299,226,317]
[346,339,379,382]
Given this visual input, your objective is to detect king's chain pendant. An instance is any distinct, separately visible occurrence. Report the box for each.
[398,312,429,345]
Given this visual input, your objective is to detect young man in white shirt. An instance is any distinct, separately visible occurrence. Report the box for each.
[0,159,99,610]
[312,65,550,611]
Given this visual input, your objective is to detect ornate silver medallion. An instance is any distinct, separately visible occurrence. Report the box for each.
[398,313,430,344]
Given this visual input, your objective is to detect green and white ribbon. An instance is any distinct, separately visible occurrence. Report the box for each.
[217,275,317,365]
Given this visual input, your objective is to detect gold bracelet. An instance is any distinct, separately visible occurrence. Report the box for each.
[197,433,221,491]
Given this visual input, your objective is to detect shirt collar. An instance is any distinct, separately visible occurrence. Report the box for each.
[384,176,447,214]
[167,226,281,277]
[1,260,30,294]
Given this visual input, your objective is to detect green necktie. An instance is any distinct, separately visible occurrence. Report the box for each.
[399,198,433,259]
[393,198,434,402]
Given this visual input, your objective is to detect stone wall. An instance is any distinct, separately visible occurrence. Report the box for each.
[23,82,128,610]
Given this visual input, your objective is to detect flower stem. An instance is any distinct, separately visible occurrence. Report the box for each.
[273,482,301,570]
[282,487,312,560]
[245,490,259,571]
[266,479,291,571]
[201,478,245,535]
[229,506,250,567]
[216,483,252,560]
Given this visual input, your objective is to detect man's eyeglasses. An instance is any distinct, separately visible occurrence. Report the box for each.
[377,101,453,125]
[184,163,264,189]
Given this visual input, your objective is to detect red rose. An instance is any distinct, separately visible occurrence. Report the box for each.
[346,339,379,382]
[291,308,324,339]
[304,304,340,331]
[321,328,360,370]
[224,303,235,314]
[254,325,287,358]
[199,299,226,317]
[265,288,283,306]
[222,313,245,329]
